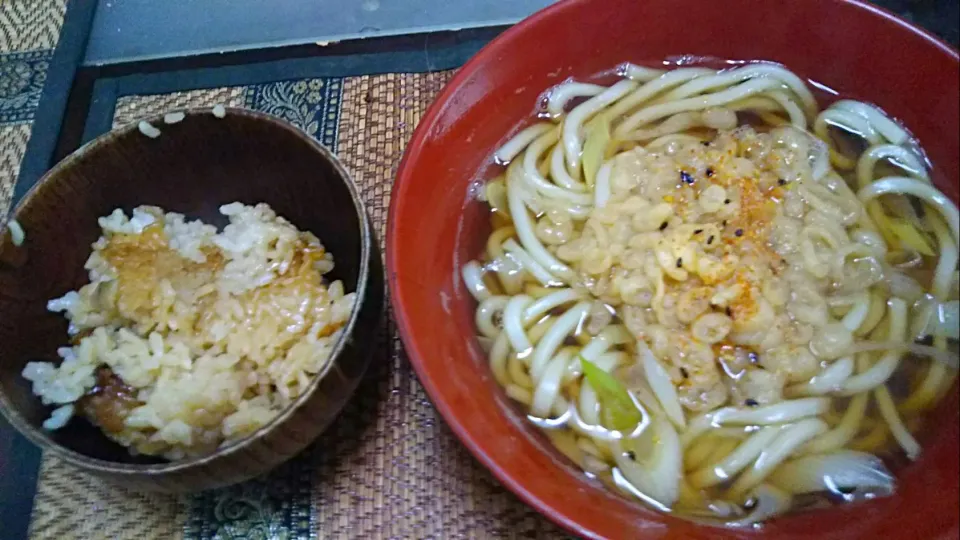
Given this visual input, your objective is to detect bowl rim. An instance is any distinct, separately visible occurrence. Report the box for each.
[0,107,377,474]
[387,0,958,537]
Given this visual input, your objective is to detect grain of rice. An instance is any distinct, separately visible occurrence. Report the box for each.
[43,404,74,430]
[138,121,161,138]
[7,219,24,246]
[163,112,185,124]
[212,104,226,118]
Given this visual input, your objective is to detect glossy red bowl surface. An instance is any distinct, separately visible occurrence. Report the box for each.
[387,1,960,538]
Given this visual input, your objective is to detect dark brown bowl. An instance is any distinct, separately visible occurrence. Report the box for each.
[0,108,383,492]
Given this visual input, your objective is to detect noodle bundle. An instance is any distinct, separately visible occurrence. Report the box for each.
[462,62,959,526]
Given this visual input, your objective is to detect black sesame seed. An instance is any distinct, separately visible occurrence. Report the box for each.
[743,497,758,510]
[722,220,728,226]
[705,167,715,177]
[680,171,695,185]
[701,141,710,146]
[676,258,683,268]
[735,228,744,237]
[724,199,731,205]
[693,229,703,235]
[745,399,759,407]
[626,450,637,461]
[916,335,934,346]
[778,178,787,186]
[725,307,733,317]
[748,351,760,363]
[680,367,689,379]
[659,221,669,231]
[707,235,715,245]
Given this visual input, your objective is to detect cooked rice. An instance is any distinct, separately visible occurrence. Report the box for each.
[163,112,185,124]
[137,120,161,138]
[22,203,355,459]
[7,218,24,246]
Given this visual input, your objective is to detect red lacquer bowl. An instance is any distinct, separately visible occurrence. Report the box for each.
[387,1,960,538]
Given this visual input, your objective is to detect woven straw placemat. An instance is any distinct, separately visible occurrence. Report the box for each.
[19,73,566,539]
[0,0,65,214]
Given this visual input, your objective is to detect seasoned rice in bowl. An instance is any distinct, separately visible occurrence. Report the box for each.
[22,202,356,460]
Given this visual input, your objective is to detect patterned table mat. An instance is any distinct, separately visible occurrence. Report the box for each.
[3,65,567,538]
[0,2,565,537]
[0,0,64,212]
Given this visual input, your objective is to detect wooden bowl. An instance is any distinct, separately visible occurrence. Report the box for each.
[0,108,383,492]
[388,0,959,538]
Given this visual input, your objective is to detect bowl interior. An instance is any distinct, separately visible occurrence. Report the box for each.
[389,0,959,538]
[0,109,363,465]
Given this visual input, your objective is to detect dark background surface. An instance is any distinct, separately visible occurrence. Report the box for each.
[83,0,958,65]
[874,0,959,45]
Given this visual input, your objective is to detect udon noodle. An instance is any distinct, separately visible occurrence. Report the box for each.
[461,61,959,526]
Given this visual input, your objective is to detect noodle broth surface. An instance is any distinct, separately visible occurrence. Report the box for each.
[462,60,960,527]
